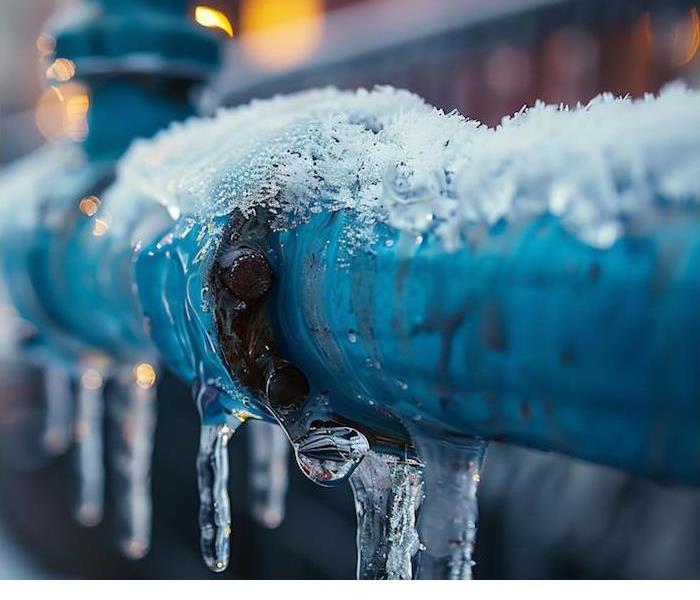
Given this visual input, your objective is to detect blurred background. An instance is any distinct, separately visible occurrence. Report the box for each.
[1,0,700,579]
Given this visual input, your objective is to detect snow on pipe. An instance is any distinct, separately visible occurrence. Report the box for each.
[2,84,700,577]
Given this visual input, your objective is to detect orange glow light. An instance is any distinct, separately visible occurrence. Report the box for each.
[65,92,90,141]
[194,5,234,37]
[239,0,324,71]
[640,11,653,47]
[35,82,90,142]
[133,363,157,389]
[92,217,110,237]
[36,33,56,57]
[677,7,700,66]
[81,368,103,391]
[46,58,76,82]
[78,195,101,216]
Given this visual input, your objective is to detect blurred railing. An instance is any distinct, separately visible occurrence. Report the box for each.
[207,0,700,123]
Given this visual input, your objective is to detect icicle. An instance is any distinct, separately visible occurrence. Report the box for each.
[42,365,73,455]
[74,367,105,526]
[412,435,487,580]
[247,419,289,528]
[108,363,158,559]
[349,450,423,579]
[197,417,240,572]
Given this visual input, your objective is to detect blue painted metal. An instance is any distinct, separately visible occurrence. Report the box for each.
[4,0,699,487]
[52,0,219,81]
[0,0,222,369]
[134,216,268,423]
[264,209,700,485]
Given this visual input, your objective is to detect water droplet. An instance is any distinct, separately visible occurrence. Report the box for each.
[293,422,369,486]
[364,357,381,370]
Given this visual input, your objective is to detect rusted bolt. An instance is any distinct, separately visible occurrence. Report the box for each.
[265,361,310,411]
[221,246,273,302]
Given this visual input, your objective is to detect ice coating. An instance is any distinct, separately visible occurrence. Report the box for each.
[116,85,700,253]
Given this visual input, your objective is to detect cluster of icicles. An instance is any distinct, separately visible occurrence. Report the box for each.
[36,358,487,579]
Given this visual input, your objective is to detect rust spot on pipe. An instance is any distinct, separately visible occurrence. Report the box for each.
[561,347,575,366]
[520,402,532,421]
[588,262,601,283]
[482,300,508,352]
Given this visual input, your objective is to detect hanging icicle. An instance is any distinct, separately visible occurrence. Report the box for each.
[247,419,289,529]
[74,365,106,526]
[349,450,423,579]
[411,434,487,580]
[108,362,158,559]
[42,364,74,455]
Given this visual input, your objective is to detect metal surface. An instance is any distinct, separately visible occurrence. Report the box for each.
[3,0,699,520]
[265,210,700,485]
[1,0,222,369]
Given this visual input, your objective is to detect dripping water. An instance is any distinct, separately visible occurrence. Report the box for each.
[108,365,157,559]
[247,419,289,528]
[349,450,423,579]
[75,367,105,526]
[412,434,487,580]
[291,420,370,486]
[42,365,73,455]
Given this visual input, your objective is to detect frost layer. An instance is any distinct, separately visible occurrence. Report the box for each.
[116,85,700,251]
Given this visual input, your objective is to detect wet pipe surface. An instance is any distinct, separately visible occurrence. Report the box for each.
[2,86,700,578]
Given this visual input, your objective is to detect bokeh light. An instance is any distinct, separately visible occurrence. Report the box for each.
[239,0,324,71]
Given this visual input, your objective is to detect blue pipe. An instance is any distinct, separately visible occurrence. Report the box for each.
[5,14,700,487]
[267,209,700,485]
[112,86,700,486]
[1,0,222,368]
